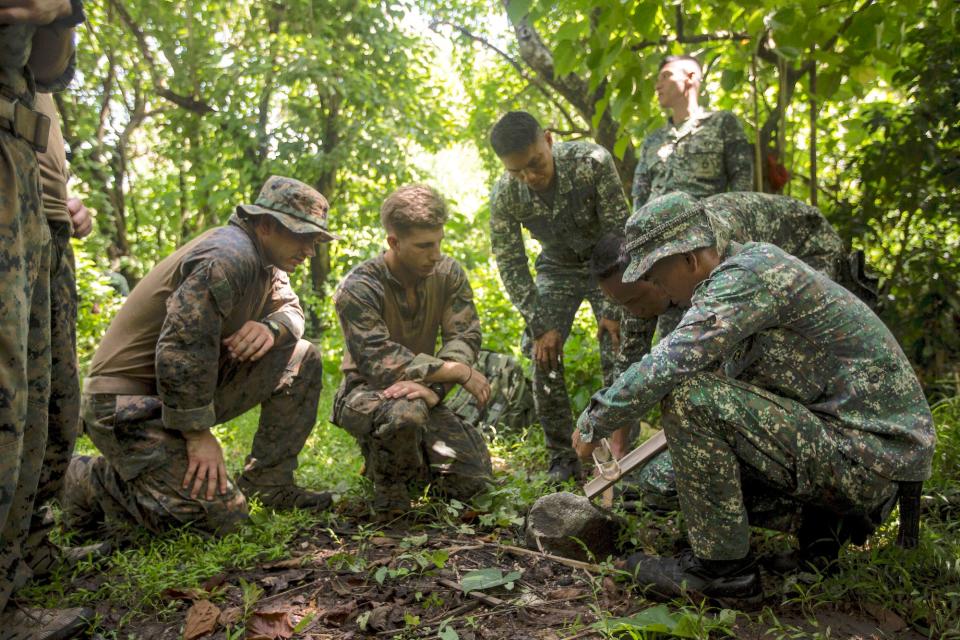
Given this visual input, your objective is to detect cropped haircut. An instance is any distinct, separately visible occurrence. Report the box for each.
[659,54,702,76]
[590,233,630,280]
[489,111,543,157]
[380,184,449,235]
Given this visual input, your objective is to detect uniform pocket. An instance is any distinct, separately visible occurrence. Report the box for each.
[332,389,383,438]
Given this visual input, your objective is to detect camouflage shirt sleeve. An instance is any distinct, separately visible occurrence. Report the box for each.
[631,139,654,213]
[614,315,658,378]
[261,269,305,342]
[335,277,445,388]
[721,113,755,193]
[156,257,249,432]
[489,188,550,336]
[577,266,779,441]
[436,263,482,366]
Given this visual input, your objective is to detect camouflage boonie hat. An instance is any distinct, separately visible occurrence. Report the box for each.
[237,175,340,240]
[621,192,715,283]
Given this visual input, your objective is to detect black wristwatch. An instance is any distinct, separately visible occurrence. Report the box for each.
[263,319,282,340]
[428,382,447,402]
[52,0,86,28]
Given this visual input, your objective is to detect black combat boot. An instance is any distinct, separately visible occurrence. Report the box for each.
[622,549,763,607]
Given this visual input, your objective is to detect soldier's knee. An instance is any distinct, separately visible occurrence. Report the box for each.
[383,399,430,432]
[292,339,324,383]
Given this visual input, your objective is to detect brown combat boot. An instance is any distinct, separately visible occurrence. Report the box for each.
[0,605,93,640]
[237,476,333,511]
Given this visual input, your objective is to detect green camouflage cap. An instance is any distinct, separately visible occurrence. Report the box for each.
[237,175,340,240]
[621,192,715,282]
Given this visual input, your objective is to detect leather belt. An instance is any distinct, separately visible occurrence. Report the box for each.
[0,94,50,153]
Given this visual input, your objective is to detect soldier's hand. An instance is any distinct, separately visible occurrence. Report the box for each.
[609,426,631,459]
[67,197,93,239]
[572,428,598,460]
[223,321,274,362]
[0,0,71,24]
[461,367,491,409]
[383,380,440,408]
[182,429,228,501]
[533,329,563,372]
[597,317,621,353]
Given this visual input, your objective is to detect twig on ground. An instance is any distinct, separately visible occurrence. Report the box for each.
[498,544,604,573]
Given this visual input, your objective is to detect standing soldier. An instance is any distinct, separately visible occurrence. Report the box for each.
[0,0,88,634]
[61,176,337,539]
[331,185,493,516]
[632,55,754,212]
[488,111,645,481]
[574,204,935,601]
[23,93,107,580]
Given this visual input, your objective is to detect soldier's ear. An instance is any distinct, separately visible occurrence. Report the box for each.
[386,233,400,250]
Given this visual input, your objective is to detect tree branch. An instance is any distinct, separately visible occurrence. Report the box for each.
[430,18,582,134]
[106,0,215,115]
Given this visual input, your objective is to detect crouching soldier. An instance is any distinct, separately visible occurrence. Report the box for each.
[62,176,338,537]
[331,185,493,516]
[574,201,935,602]
[588,191,848,507]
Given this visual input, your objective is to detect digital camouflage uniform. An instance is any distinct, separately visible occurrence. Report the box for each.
[331,255,492,506]
[578,209,936,560]
[621,192,846,507]
[490,140,647,465]
[631,111,754,212]
[0,27,74,611]
[62,178,335,537]
[22,93,82,565]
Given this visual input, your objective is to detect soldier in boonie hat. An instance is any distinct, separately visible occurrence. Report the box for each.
[237,175,341,241]
[621,192,715,283]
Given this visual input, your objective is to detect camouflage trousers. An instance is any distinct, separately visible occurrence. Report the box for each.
[662,372,898,560]
[0,131,52,611]
[62,339,323,537]
[331,382,493,502]
[24,222,80,556]
[525,258,647,463]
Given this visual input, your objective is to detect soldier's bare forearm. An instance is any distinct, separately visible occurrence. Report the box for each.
[424,360,471,386]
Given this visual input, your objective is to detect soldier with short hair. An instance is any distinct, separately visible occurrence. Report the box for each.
[573,201,935,602]
[488,111,644,481]
[632,55,754,211]
[331,184,493,515]
[61,176,337,539]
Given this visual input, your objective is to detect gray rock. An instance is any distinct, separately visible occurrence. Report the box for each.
[524,491,624,561]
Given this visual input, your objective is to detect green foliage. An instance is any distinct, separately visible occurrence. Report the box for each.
[594,604,737,639]
[829,4,960,384]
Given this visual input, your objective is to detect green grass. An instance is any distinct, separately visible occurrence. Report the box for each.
[29,385,960,638]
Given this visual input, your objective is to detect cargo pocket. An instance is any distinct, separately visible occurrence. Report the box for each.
[331,388,382,439]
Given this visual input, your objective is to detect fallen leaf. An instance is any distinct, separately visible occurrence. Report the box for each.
[246,609,295,640]
[218,607,242,627]
[316,599,358,625]
[261,569,310,593]
[365,605,394,632]
[183,599,220,640]
[200,573,228,591]
[546,587,582,600]
[262,557,307,570]
[163,587,204,602]
[602,576,621,599]
[370,536,396,547]
[329,577,352,596]
[863,603,908,632]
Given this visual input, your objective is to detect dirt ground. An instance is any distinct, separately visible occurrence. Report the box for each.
[81,516,928,640]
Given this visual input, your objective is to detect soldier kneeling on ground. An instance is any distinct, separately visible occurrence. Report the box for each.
[331,185,493,518]
[574,199,935,604]
[62,176,339,538]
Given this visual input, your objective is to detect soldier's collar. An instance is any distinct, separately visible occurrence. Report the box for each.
[229,214,272,271]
